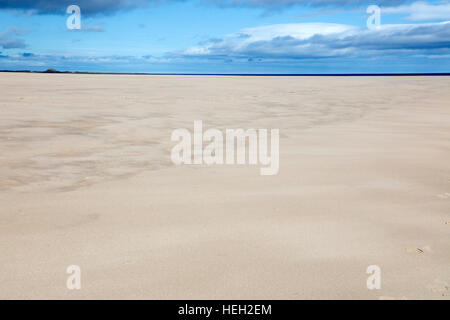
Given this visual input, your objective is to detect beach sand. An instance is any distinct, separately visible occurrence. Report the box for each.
[0,73,449,299]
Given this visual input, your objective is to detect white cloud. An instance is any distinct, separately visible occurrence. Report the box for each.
[236,23,358,42]
[383,1,450,21]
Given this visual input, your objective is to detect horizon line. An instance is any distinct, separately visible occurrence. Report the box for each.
[1,70,450,76]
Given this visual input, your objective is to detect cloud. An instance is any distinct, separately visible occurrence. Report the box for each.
[197,37,224,45]
[180,21,450,60]
[81,25,105,32]
[204,0,411,10]
[184,23,358,56]
[0,0,154,15]
[382,1,450,21]
[0,40,448,74]
[0,0,414,14]
[0,27,27,49]
[239,23,357,41]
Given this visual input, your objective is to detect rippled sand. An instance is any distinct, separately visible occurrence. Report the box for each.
[0,73,449,299]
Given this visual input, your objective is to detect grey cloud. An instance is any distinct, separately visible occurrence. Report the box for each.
[81,25,105,32]
[310,23,450,52]
[0,27,27,49]
[0,38,26,49]
[0,0,412,14]
[198,37,224,45]
[0,0,154,15]
[181,22,450,60]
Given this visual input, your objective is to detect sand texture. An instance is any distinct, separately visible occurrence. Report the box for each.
[0,73,449,299]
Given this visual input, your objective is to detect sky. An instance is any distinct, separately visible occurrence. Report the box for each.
[0,0,449,73]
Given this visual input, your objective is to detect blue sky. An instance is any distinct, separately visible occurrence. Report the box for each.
[0,0,449,73]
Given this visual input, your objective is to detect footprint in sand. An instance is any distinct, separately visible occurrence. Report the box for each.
[405,246,432,254]
[436,192,450,199]
[429,279,450,297]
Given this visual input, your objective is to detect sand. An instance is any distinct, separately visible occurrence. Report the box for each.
[0,73,449,299]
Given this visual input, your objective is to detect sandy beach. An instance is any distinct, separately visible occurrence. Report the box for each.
[0,73,449,299]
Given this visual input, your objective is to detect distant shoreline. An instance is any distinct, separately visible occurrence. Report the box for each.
[1,70,450,76]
